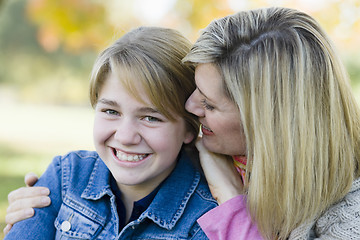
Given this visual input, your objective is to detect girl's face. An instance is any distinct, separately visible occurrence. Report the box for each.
[93,72,194,193]
[185,63,246,156]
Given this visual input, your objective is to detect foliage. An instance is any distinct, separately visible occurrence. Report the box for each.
[26,0,114,53]
[1,0,359,103]
[23,0,360,51]
[0,0,96,105]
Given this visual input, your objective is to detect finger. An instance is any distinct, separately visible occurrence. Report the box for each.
[5,208,34,225]
[195,136,205,152]
[8,187,50,203]
[3,224,12,235]
[7,196,51,213]
[195,136,227,161]
[24,172,39,187]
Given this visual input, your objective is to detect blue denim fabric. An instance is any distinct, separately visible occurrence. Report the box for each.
[5,149,217,240]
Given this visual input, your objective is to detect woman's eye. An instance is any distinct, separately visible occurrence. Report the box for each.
[201,99,215,110]
[143,116,162,122]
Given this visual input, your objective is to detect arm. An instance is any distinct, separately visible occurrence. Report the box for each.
[196,137,263,239]
[195,137,243,204]
[3,173,51,235]
[198,195,262,240]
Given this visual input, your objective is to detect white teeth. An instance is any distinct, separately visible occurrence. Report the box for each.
[116,151,147,162]
[202,124,212,132]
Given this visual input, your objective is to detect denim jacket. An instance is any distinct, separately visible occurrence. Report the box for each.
[5,149,217,240]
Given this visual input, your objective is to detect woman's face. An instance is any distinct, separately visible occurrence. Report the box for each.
[185,63,246,156]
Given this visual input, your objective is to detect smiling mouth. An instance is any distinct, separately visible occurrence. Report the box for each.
[201,124,213,132]
[113,149,149,162]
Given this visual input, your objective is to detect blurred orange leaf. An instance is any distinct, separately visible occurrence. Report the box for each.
[26,0,114,52]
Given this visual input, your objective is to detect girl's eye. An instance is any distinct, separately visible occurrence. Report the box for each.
[104,109,119,116]
[201,99,215,110]
[143,116,162,122]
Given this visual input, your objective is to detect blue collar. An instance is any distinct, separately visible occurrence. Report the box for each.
[109,174,161,231]
[139,149,201,230]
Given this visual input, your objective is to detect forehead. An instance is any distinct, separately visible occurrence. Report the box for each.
[195,63,239,111]
[195,63,224,98]
[101,70,150,103]
[100,70,180,120]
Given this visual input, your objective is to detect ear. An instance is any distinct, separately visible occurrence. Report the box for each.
[183,131,195,144]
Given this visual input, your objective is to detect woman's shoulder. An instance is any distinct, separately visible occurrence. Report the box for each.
[350,177,360,193]
[314,178,360,239]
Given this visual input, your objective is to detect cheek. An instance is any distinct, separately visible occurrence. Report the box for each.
[226,121,247,154]
[150,129,178,150]
[146,127,186,154]
[93,117,111,144]
[212,115,243,139]
[207,115,225,133]
[225,121,244,141]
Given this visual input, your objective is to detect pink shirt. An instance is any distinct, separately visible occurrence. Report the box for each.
[197,195,263,240]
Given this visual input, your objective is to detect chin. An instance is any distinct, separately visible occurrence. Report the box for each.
[204,142,241,156]
[203,141,222,154]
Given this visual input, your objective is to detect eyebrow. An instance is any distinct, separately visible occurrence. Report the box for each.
[138,107,161,114]
[98,98,119,107]
[98,98,161,114]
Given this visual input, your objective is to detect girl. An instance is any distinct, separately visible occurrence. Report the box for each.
[4,26,217,239]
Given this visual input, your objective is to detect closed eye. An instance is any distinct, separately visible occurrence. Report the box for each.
[201,99,215,110]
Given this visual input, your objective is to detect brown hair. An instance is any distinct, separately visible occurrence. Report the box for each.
[90,26,199,144]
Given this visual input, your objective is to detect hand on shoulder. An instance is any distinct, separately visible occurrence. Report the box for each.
[196,137,244,204]
[3,173,51,235]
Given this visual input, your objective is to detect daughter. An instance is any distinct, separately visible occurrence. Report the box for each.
[4,26,217,239]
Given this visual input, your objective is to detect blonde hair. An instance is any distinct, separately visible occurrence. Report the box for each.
[89,26,199,144]
[184,7,360,239]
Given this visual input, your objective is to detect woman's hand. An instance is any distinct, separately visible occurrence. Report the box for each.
[3,173,51,235]
[196,137,244,205]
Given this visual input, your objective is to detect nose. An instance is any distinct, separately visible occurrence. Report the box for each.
[185,90,205,117]
[114,119,142,145]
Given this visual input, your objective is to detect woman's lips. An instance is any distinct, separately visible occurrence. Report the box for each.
[201,124,214,135]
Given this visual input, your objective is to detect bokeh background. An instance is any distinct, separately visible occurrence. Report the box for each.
[0,0,359,237]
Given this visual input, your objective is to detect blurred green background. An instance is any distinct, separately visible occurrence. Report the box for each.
[0,0,359,238]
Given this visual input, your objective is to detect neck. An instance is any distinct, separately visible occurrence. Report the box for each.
[114,160,176,221]
[119,185,152,222]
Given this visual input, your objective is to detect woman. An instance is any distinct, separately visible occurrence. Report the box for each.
[5,7,360,239]
[184,7,360,239]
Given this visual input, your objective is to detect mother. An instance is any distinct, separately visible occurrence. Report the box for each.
[5,7,360,239]
[184,7,360,239]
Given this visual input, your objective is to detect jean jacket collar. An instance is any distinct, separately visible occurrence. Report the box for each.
[80,149,201,230]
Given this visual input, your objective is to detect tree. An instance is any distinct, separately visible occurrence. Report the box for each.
[25,0,360,55]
